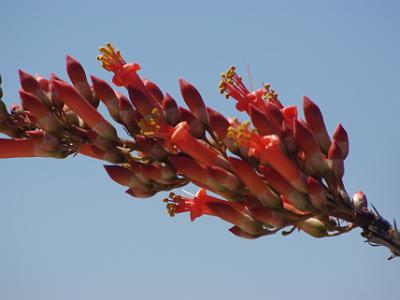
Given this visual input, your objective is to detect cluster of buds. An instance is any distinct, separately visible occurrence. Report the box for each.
[0,43,399,258]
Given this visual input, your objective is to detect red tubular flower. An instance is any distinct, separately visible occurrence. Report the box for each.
[281,105,298,128]
[249,104,280,135]
[127,86,156,117]
[53,80,117,140]
[134,136,169,161]
[19,69,51,107]
[229,157,281,208]
[169,156,222,192]
[139,163,176,185]
[249,206,288,227]
[35,75,49,93]
[257,135,307,193]
[205,201,264,235]
[208,108,230,140]
[91,75,121,122]
[303,96,331,153]
[104,165,151,190]
[179,78,209,125]
[171,121,230,170]
[143,79,163,104]
[333,124,349,159]
[117,93,137,129]
[0,131,60,158]
[294,119,327,176]
[97,43,160,109]
[19,90,61,132]
[265,102,283,132]
[162,93,181,126]
[165,188,231,221]
[328,140,344,179]
[260,165,309,211]
[208,165,242,192]
[0,138,45,158]
[66,55,97,107]
[179,107,205,139]
[306,176,327,210]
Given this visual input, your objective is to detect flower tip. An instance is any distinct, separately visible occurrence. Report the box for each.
[178,78,189,89]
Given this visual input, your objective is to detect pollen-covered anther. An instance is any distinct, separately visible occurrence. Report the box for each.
[138,108,163,136]
[164,192,185,217]
[97,43,126,73]
[218,66,250,103]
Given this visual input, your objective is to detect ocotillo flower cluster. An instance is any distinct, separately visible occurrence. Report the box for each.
[0,44,399,258]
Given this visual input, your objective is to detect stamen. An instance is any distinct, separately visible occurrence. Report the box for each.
[97,43,126,73]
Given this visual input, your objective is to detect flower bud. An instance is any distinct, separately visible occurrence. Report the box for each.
[352,191,368,211]
[298,217,328,238]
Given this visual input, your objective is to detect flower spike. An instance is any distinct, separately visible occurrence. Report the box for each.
[0,44,397,259]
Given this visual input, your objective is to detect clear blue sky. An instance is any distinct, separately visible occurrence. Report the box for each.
[1,1,399,299]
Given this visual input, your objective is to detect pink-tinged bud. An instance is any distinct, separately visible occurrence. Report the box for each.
[333,124,349,158]
[265,102,283,132]
[294,119,327,176]
[259,135,307,193]
[229,226,261,239]
[229,157,281,208]
[249,206,288,227]
[135,135,169,161]
[208,108,230,140]
[139,163,176,185]
[208,166,242,192]
[126,187,157,198]
[129,161,153,184]
[352,191,368,211]
[298,217,328,238]
[206,202,263,235]
[36,75,49,93]
[80,145,124,163]
[91,75,121,122]
[306,176,327,210]
[19,69,51,107]
[260,165,309,211]
[162,93,181,126]
[328,140,344,179]
[171,122,230,170]
[104,165,150,190]
[281,105,298,128]
[19,90,61,132]
[53,80,117,140]
[249,104,280,135]
[281,123,297,153]
[87,131,115,152]
[66,55,97,106]
[179,107,205,139]
[127,86,155,117]
[303,96,331,153]
[144,79,163,104]
[117,93,136,128]
[179,78,209,125]
[48,74,64,109]
[169,156,224,193]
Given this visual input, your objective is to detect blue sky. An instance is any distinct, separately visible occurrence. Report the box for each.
[0,1,399,299]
